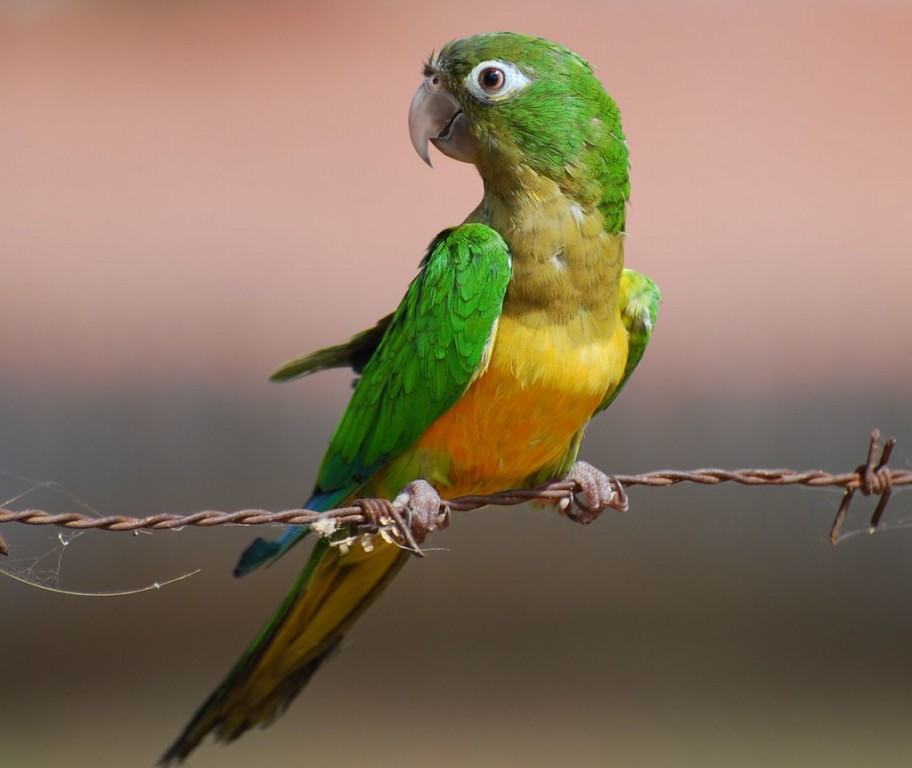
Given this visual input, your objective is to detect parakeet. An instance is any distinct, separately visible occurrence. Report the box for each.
[161,32,660,764]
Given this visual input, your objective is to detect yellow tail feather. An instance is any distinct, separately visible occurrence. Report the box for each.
[161,538,409,764]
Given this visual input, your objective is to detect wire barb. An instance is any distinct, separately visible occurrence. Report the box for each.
[828,430,897,545]
[0,430,907,555]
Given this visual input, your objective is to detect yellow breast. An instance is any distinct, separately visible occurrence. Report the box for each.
[413,310,628,495]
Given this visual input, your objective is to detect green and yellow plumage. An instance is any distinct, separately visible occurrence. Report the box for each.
[162,32,659,763]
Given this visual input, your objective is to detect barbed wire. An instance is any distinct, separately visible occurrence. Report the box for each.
[0,430,907,556]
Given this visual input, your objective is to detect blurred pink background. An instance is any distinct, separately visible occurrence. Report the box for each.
[2,2,910,767]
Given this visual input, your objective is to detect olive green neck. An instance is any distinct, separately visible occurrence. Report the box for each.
[469,168,624,325]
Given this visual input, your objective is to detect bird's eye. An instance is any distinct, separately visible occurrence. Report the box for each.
[478,67,506,93]
[465,60,532,103]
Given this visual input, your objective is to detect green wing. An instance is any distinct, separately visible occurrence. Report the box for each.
[598,269,660,412]
[270,315,393,381]
[235,224,509,577]
[311,223,511,497]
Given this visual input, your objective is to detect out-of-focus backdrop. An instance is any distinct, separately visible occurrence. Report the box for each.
[2,2,910,767]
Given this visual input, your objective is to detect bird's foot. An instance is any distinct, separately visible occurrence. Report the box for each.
[391,480,448,554]
[357,480,448,556]
[560,461,628,524]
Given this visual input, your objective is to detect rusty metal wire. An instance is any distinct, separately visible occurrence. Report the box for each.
[0,430,907,554]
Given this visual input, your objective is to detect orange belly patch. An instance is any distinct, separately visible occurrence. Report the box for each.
[400,311,629,497]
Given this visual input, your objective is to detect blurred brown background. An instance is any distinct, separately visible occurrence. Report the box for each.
[2,2,911,767]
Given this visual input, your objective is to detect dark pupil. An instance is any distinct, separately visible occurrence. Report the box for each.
[481,68,503,90]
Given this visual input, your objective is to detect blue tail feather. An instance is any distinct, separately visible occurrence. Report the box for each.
[232,487,355,577]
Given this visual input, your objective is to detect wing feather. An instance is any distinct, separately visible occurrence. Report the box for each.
[598,269,660,412]
[315,224,512,494]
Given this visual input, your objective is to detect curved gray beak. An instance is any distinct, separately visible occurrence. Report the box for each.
[408,82,475,166]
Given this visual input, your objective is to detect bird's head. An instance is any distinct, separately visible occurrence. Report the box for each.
[409,32,629,220]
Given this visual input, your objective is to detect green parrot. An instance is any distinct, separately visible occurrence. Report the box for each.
[161,32,660,763]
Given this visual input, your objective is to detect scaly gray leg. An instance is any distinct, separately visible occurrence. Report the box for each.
[562,461,628,524]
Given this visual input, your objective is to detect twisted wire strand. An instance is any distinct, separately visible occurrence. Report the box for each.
[0,431,906,550]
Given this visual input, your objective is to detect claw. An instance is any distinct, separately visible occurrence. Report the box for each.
[353,481,446,556]
[562,461,627,524]
[392,480,446,553]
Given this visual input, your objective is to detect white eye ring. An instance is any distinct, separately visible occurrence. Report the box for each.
[465,60,532,103]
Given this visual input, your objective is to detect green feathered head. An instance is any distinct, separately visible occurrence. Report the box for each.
[409,32,629,225]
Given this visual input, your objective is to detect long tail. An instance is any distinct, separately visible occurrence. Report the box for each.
[160,535,409,764]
